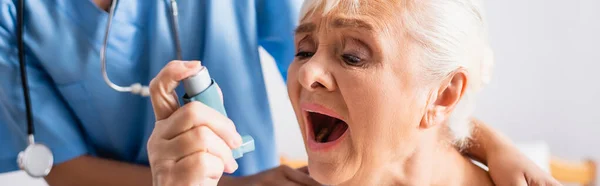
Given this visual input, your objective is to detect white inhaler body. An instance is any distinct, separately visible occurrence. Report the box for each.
[182,66,255,159]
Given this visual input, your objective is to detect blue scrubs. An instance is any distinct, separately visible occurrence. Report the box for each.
[0,0,301,176]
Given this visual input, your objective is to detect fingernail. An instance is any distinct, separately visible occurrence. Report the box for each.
[232,161,239,171]
[237,135,243,146]
[225,161,238,174]
[230,139,241,148]
[183,61,199,69]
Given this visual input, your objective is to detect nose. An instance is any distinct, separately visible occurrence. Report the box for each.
[297,55,337,92]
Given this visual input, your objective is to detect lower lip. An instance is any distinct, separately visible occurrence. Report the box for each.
[304,112,349,151]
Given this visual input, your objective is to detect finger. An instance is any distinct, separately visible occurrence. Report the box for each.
[269,177,303,186]
[548,179,562,186]
[198,179,220,186]
[488,169,529,186]
[150,60,203,120]
[296,166,309,174]
[548,177,562,186]
[279,182,303,186]
[167,126,239,173]
[526,175,562,186]
[158,101,243,147]
[280,165,322,186]
[174,152,224,185]
[216,84,224,104]
[511,175,528,186]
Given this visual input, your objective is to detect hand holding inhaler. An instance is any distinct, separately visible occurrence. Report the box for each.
[147,61,253,186]
[181,63,255,159]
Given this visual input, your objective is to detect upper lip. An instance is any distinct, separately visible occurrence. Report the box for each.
[300,103,346,123]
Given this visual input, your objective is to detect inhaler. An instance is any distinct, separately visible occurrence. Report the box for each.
[182,66,255,159]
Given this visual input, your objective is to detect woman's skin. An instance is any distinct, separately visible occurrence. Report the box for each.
[287,3,492,185]
[43,1,558,186]
[145,60,560,186]
[92,0,110,11]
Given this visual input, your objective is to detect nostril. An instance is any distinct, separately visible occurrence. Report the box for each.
[310,82,325,89]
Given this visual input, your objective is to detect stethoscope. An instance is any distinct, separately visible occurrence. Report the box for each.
[17,0,183,177]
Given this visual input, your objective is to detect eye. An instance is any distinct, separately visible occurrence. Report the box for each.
[295,51,314,59]
[342,54,363,66]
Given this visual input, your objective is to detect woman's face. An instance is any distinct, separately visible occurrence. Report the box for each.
[287,4,436,185]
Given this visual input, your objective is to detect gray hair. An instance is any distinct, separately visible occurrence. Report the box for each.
[300,0,494,148]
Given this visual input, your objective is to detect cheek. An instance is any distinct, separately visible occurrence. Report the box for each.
[339,69,425,155]
[286,61,301,93]
[287,61,306,134]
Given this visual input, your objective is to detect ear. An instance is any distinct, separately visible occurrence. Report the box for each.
[420,69,469,129]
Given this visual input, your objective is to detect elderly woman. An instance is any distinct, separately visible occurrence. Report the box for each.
[146,0,559,185]
[288,0,493,185]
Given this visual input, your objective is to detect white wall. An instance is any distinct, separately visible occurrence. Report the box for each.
[478,0,600,180]
[266,0,600,181]
[476,0,600,163]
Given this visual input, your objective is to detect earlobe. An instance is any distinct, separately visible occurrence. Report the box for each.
[420,103,447,129]
[422,110,437,129]
[419,90,438,129]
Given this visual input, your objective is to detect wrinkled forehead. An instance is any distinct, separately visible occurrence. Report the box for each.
[298,0,406,33]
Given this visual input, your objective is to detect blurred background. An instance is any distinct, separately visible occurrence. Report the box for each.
[2,0,599,185]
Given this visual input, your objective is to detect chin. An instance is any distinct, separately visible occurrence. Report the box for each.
[308,157,358,185]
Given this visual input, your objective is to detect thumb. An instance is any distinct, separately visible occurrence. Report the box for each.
[216,84,224,103]
[489,170,528,186]
[296,166,310,175]
[149,60,203,120]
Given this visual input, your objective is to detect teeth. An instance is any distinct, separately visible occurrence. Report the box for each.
[305,110,318,114]
[306,110,343,122]
[315,127,330,142]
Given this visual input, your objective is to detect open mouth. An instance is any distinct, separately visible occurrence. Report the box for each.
[307,111,349,143]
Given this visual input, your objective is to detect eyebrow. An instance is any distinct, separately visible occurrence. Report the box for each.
[295,18,374,35]
[331,18,374,30]
[295,23,317,34]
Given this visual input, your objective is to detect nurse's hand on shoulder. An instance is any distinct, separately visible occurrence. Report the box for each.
[146,61,321,186]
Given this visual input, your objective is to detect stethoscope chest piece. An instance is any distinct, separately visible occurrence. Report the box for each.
[18,143,53,178]
[16,0,55,178]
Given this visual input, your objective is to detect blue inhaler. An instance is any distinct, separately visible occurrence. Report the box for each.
[182,66,255,159]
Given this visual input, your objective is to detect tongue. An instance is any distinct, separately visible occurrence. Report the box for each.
[326,121,347,142]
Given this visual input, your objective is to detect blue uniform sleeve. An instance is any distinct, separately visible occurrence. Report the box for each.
[0,0,88,173]
[256,0,303,81]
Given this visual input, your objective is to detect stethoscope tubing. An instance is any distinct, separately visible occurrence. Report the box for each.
[100,0,182,96]
[15,0,182,177]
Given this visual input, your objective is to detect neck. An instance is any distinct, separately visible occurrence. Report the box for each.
[344,128,493,186]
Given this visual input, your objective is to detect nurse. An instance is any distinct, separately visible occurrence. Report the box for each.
[0,0,556,186]
[1,0,305,185]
